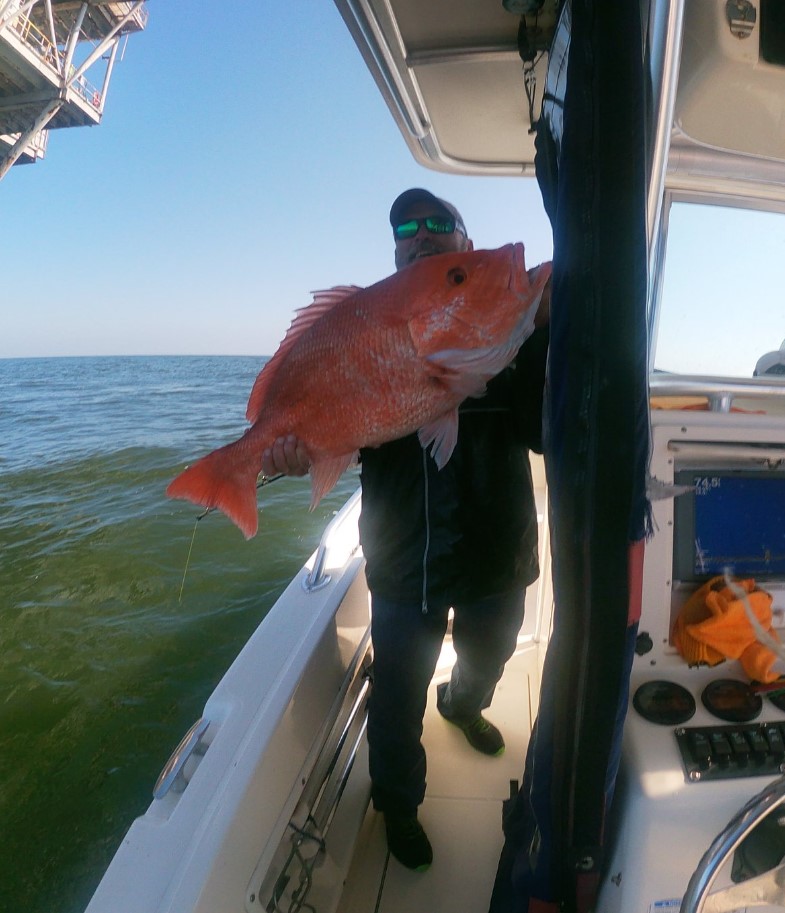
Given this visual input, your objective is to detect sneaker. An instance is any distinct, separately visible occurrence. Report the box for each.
[383,812,433,871]
[436,682,505,756]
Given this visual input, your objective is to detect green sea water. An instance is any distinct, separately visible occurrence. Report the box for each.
[0,356,358,913]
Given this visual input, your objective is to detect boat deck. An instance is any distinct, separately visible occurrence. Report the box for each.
[335,634,541,913]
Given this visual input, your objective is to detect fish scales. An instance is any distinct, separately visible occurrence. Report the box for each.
[252,296,427,450]
[167,243,551,537]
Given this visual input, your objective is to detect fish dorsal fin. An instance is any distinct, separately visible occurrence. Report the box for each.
[246,285,363,422]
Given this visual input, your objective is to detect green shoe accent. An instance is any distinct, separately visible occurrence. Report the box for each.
[460,715,506,756]
[436,682,506,756]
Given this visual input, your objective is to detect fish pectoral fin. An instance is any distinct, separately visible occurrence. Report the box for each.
[422,357,488,400]
[309,452,358,509]
[417,409,459,469]
[424,330,531,399]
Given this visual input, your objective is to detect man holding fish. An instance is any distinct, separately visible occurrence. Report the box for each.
[260,189,550,872]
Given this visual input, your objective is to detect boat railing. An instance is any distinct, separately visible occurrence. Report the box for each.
[650,373,785,413]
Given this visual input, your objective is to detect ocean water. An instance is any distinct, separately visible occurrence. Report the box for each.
[0,356,359,913]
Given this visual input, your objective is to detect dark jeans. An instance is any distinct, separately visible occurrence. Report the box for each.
[367,588,526,815]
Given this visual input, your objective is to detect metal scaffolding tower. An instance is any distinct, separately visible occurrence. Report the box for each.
[0,0,148,179]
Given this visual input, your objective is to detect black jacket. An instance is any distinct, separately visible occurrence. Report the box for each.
[358,326,548,608]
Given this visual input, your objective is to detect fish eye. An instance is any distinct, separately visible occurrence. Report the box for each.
[447,267,467,285]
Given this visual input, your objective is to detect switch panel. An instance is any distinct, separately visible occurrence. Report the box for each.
[676,722,785,781]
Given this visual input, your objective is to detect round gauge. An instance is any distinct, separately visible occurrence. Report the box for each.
[702,679,762,723]
[632,680,696,725]
[767,688,785,713]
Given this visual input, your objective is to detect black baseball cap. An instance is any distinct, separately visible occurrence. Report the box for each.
[389,188,467,236]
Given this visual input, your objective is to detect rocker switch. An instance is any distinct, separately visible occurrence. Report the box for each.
[728,730,751,766]
[709,733,733,766]
[688,732,712,770]
[765,726,785,758]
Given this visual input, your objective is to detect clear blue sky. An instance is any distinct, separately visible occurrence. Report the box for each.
[1,2,553,359]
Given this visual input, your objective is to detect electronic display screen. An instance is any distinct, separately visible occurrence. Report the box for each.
[673,470,785,581]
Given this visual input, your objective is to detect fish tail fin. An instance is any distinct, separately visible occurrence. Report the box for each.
[166,439,261,539]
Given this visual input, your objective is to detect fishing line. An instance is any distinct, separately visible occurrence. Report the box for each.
[178,514,204,604]
[176,473,286,603]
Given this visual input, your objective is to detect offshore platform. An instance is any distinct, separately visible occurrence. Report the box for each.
[0,0,147,179]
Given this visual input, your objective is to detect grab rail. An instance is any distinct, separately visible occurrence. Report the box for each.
[650,373,785,413]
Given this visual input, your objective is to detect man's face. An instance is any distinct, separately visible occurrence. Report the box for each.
[393,200,473,271]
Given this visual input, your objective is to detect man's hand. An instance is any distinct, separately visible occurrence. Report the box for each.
[262,435,311,477]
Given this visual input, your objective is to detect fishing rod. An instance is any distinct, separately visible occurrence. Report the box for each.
[191,473,285,522]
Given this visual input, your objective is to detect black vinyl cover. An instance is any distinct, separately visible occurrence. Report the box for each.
[491,1,650,910]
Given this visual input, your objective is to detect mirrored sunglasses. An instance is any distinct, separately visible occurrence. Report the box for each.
[393,215,458,240]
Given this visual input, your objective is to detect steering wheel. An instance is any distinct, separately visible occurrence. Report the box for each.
[680,775,785,913]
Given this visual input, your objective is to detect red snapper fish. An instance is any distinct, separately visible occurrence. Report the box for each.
[167,243,551,538]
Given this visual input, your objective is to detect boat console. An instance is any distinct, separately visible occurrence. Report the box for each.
[599,393,785,912]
